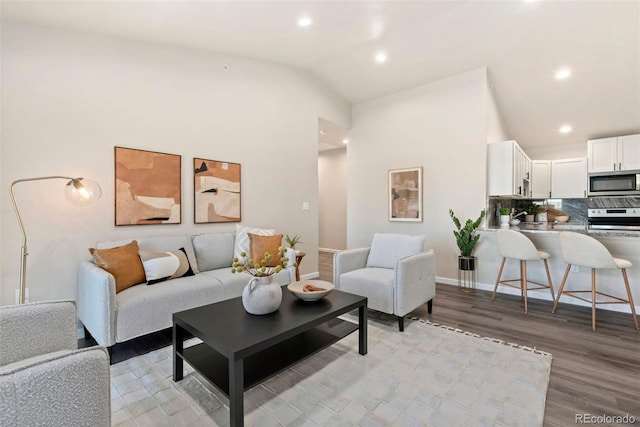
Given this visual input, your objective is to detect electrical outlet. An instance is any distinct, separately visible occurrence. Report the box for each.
[570,265,579,273]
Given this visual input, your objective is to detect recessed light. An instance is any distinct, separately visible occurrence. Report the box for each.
[559,125,572,134]
[342,139,349,144]
[297,17,313,27]
[555,68,572,80]
[375,51,387,63]
[319,130,326,135]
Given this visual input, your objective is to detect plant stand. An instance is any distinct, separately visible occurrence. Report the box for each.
[457,256,477,294]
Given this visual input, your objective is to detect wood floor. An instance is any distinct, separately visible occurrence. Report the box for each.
[83,250,640,426]
[320,250,640,426]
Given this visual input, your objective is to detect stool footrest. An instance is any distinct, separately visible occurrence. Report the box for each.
[560,290,631,305]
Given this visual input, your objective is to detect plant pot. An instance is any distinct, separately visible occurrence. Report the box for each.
[499,215,510,226]
[525,214,535,223]
[458,256,475,271]
[242,275,282,315]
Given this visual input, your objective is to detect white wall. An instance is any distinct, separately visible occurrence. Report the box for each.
[348,68,489,280]
[0,22,350,305]
[525,142,587,160]
[486,85,510,144]
[318,147,347,250]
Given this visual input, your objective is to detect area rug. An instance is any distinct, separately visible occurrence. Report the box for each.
[110,315,552,426]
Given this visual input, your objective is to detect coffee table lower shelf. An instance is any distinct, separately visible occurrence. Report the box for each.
[177,318,358,396]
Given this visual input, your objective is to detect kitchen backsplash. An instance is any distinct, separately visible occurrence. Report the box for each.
[487,197,587,226]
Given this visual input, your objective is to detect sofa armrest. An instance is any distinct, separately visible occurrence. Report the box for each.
[0,347,111,427]
[333,247,370,288]
[394,249,436,316]
[0,300,77,367]
[78,261,117,347]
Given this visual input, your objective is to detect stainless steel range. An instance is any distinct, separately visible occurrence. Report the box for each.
[588,207,640,230]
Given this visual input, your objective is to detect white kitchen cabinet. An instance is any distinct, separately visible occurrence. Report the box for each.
[588,134,640,173]
[551,158,587,198]
[488,140,531,198]
[531,160,551,199]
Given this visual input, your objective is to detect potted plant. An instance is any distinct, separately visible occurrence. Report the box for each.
[285,234,303,254]
[449,209,486,272]
[525,203,541,222]
[499,208,510,226]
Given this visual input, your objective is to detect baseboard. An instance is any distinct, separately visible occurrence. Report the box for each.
[318,248,341,253]
[301,272,320,280]
[436,276,640,314]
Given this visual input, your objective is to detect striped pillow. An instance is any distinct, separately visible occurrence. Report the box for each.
[139,248,195,285]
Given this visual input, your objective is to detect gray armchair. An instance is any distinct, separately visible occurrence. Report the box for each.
[0,300,111,427]
[334,233,436,331]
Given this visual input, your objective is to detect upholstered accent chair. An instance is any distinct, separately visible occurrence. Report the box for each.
[0,300,111,426]
[334,233,436,331]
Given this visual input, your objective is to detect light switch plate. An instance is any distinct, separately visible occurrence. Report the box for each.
[302,202,309,211]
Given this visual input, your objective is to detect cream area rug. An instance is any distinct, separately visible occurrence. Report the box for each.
[110,314,552,426]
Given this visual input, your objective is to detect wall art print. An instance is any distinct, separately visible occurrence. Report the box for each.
[115,147,181,225]
[194,158,241,223]
[389,166,423,222]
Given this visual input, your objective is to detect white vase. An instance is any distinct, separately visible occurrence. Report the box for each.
[500,215,510,226]
[242,275,282,315]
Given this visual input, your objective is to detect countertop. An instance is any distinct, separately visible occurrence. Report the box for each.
[484,223,640,238]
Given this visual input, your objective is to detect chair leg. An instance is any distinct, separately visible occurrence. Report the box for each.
[427,299,433,314]
[492,258,506,301]
[543,259,555,301]
[397,316,404,332]
[521,260,528,314]
[621,269,639,330]
[552,265,571,313]
[591,268,597,331]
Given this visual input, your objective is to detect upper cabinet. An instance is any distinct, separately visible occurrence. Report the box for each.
[488,140,531,198]
[551,158,587,198]
[531,160,551,199]
[588,134,640,173]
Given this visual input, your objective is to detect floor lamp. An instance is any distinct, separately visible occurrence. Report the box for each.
[10,176,102,304]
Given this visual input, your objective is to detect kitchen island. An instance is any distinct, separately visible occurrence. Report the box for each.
[471,224,640,319]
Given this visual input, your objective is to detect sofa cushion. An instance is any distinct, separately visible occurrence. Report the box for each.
[366,233,425,269]
[192,232,235,272]
[249,234,283,267]
[97,235,199,274]
[339,268,395,314]
[139,248,194,285]
[234,224,274,260]
[200,268,292,300]
[114,274,225,343]
[89,241,146,293]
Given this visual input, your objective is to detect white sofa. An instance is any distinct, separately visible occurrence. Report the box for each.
[78,232,295,349]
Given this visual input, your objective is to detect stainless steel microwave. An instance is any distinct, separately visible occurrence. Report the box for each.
[588,171,640,196]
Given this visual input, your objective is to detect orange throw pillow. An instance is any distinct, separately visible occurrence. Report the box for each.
[248,233,283,267]
[89,240,146,293]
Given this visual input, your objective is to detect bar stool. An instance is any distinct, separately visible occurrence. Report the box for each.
[493,229,555,313]
[553,232,639,331]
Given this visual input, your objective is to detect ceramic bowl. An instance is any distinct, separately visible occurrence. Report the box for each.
[555,215,569,223]
[287,280,334,302]
[509,219,521,226]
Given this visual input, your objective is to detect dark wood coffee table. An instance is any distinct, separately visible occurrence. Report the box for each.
[172,287,367,427]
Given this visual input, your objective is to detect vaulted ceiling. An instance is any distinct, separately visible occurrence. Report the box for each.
[3,0,639,151]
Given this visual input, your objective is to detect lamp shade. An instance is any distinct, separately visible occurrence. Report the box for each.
[65,178,102,205]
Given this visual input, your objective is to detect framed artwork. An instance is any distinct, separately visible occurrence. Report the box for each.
[194,158,241,223]
[389,166,423,222]
[114,147,181,225]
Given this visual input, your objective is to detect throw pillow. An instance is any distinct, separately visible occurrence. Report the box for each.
[139,248,195,285]
[89,240,146,293]
[234,224,274,261]
[249,234,283,267]
[366,233,426,269]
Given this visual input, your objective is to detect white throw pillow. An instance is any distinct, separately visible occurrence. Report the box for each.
[234,224,275,261]
[366,233,425,269]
